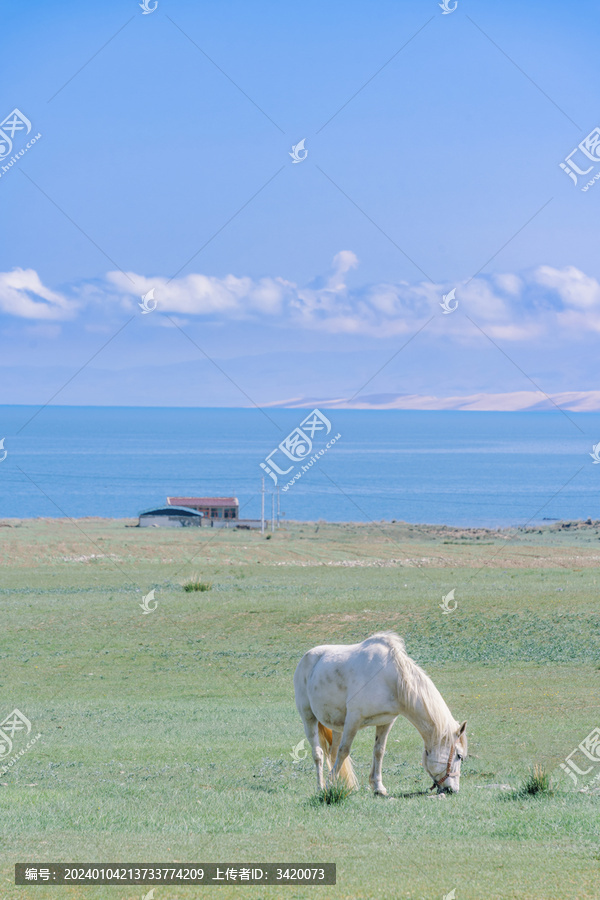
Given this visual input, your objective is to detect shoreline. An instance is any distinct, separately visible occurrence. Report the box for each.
[2,517,599,571]
[2,516,599,535]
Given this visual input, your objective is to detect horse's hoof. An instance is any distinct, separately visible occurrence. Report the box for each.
[373,789,388,797]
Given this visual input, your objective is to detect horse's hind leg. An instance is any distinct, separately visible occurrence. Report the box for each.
[302,713,326,791]
[326,730,342,785]
[331,714,360,782]
[369,721,394,796]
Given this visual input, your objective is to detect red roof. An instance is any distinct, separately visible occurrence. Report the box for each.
[167,497,238,507]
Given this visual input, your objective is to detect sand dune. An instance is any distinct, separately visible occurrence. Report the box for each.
[267,390,600,411]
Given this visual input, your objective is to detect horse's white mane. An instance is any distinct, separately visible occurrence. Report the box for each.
[365,632,457,744]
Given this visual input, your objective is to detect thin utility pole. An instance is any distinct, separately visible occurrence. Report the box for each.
[261,477,265,534]
[271,491,275,533]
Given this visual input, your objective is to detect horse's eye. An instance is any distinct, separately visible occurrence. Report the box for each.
[456,752,463,761]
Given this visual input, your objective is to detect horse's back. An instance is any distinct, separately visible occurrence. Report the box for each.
[295,639,392,693]
[295,639,397,730]
[293,644,334,701]
[294,644,353,720]
[294,642,359,686]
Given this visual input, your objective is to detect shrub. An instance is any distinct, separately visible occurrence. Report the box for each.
[183,577,212,593]
[309,783,354,806]
[520,764,552,796]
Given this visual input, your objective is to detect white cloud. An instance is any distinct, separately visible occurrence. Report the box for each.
[6,257,600,340]
[326,250,359,291]
[108,254,416,335]
[483,323,542,341]
[493,273,522,296]
[0,268,74,319]
[98,257,600,339]
[460,279,511,320]
[533,265,600,309]
[107,270,288,318]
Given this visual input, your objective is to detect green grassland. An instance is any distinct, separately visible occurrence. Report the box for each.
[1,519,600,899]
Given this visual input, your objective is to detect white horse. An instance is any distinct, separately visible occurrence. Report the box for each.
[294,631,467,794]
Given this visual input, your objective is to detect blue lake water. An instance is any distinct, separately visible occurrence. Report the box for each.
[1,406,599,526]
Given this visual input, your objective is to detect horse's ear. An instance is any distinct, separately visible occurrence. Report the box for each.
[458,721,467,736]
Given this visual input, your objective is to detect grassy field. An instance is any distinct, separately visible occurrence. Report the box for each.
[1,518,600,900]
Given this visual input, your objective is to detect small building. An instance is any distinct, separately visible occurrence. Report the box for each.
[167,497,239,521]
[139,506,204,528]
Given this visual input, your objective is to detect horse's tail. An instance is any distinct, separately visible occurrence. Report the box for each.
[318,722,358,790]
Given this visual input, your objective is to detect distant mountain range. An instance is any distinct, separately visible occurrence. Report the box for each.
[1,353,598,412]
[266,391,600,412]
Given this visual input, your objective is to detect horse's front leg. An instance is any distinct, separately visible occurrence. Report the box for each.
[369,722,394,796]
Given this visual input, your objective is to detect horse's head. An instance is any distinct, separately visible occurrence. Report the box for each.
[423,720,467,793]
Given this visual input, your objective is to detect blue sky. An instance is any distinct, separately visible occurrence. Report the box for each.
[2,0,600,405]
